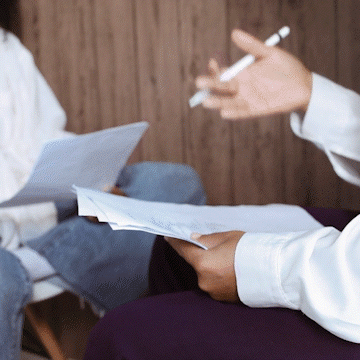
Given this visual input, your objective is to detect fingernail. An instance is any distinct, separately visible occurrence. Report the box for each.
[191,232,202,240]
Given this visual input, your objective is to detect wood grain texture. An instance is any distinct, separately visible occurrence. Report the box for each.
[336,0,360,210]
[280,0,353,209]
[134,0,184,162]
[15,1,360,357]
[180,0,233,205]
[17,0,360,209]
[229,0,287,205]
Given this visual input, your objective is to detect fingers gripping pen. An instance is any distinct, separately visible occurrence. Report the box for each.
[189,26,291,108]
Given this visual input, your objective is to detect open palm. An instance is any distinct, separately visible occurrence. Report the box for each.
[196,29,312,119]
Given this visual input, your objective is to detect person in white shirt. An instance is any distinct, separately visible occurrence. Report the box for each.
[83,29,360,360]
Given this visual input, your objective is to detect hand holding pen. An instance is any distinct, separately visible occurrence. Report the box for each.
[191,27,313,119]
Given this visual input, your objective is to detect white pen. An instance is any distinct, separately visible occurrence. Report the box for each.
[189,26,291,108]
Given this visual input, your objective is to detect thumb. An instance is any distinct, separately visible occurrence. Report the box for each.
[231,29,272,59]
[165,237,204,267]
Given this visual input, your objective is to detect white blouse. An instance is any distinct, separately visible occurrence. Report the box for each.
[235,73,360,343]
[0,30,69,249]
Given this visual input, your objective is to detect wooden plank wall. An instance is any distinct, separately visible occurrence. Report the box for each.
[17,0,360,209]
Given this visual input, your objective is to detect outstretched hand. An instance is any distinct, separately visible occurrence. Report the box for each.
[165,230,245,302]
[196,29,313,119]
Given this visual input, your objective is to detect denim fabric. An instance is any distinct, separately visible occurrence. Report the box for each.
[27,162,206,311]
[0,162,205,359]
[0,247,32,360]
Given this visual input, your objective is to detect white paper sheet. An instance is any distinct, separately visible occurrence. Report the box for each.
[0,122,149,207]
[74,186,323,249]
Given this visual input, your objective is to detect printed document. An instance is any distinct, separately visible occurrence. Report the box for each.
[0,122,149,207]
[75,186,323,249]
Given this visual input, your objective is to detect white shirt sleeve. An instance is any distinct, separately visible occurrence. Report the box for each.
[291,73,360,186]
[235,73,360,343]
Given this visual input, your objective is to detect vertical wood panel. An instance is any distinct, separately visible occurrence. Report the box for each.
[17,0,40,59]
[229,0,287,205]
[64,0,101,134]
[337,0,360,90]
[53,0,100,134]
[281,0,341,208]
[180,0,233,205]
[92,0,142,162]
[92,0,139,127]
[135,0,184,162]
[17,0,360,210]
[281,0,319,207]
[337,0,360,210]
[33,1,58,86]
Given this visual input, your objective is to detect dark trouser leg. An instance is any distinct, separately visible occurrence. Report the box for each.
[84,289,360,360]
[147,235,198,296]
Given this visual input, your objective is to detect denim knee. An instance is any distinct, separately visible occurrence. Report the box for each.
[117,162,206,205]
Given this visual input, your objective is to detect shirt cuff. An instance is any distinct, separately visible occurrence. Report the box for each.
[290,73,360,186]
[234,232,297,309]
[290,73,360,157]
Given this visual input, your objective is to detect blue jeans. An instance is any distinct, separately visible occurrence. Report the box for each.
[0,162,206,359]
[0,248,32,360]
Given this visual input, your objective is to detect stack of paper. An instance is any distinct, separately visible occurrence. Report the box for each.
[75,186,323,249]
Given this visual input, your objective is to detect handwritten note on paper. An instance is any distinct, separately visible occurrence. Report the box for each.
[74,186,323,249]
[0,122,149,208]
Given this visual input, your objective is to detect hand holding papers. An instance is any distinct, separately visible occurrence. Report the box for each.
[75,186,323,250]
[0,122,148,207]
